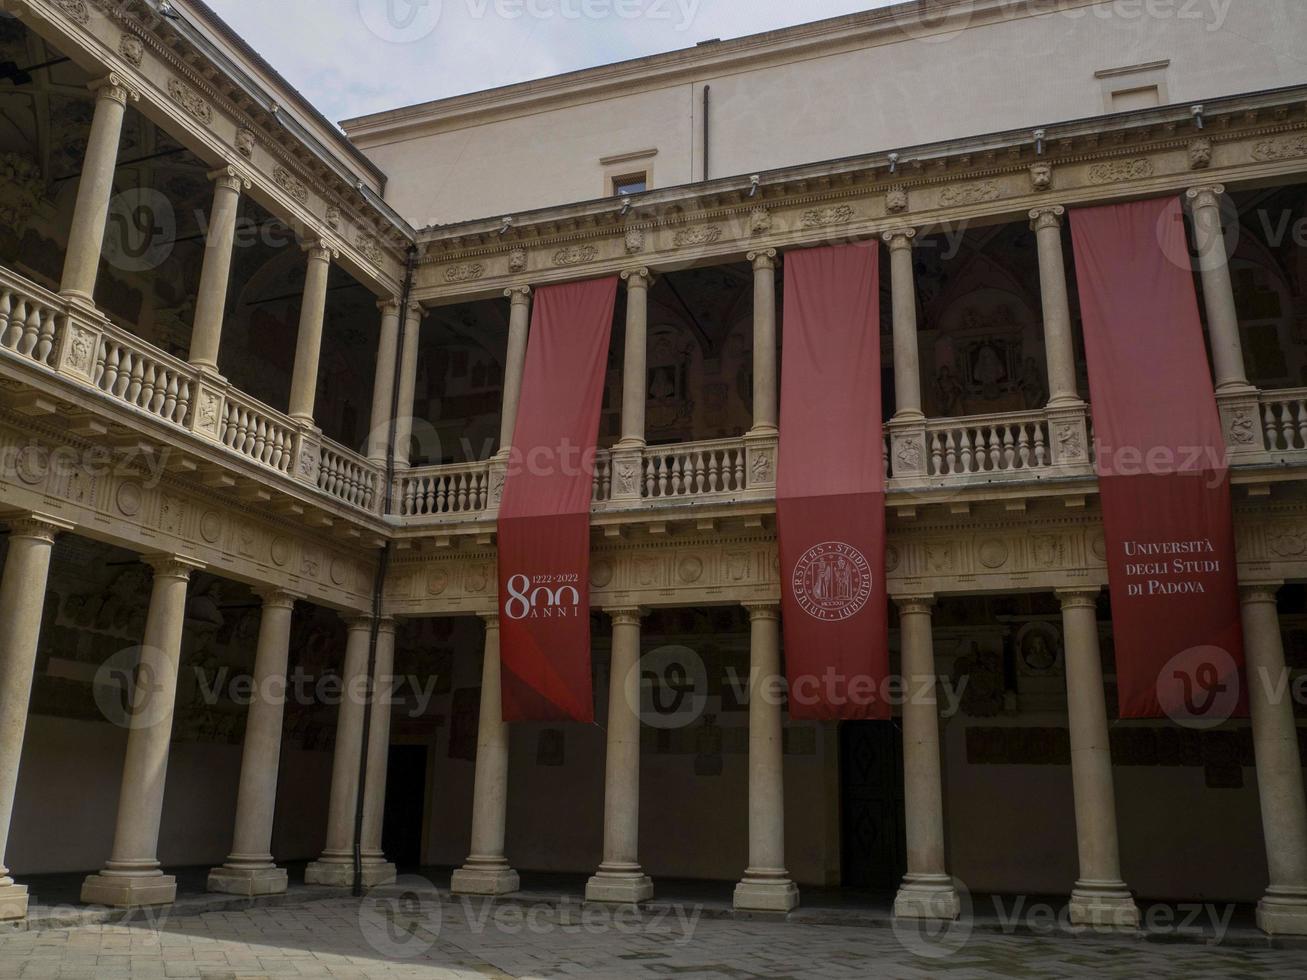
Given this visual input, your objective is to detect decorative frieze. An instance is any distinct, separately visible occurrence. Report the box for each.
[118,34,144,67]
[444,262,485,283]
[1251,135,1307,162]
[673,225,723,247]
[273,166,310,204]
[54,0,90,25]
[938,180,1000,207]
[509,246,528,271]
[553,245,598,266]
[356,233,384,264]
[1087,158,1154,183]
[885,186,909,214]
[167,77,213,124]
[800,205,855,228]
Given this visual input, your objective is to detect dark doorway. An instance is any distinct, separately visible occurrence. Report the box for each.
[839,721,906,891]
[381,745,428,869]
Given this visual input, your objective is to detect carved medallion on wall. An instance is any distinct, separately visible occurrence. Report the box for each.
[1188,138,1213,170]
[885,187,909,213]
[1269,528,1307,558]
[199,510,223,543]
[330,558,348,586]
[978,538,1009,570]
[236,128,256,158]
[1029,163,1053,192]
[623,228,645,254]
[509,246,528,271]
[356,233,384,264]
[444,262,485,283]
[427,569,449,595]
[271,536,291,567]
[54,0,90,26]
[301,546,322,577]
[465,564,489,593]
[15,445,47,486]
[725,552,751,582]
[160,496,185,536]
[1029,534,1064,568]
[1089,532,1108,563]
[677,556,705,584]
[115,481,143,517]
[590,559,614,589]
[749,206,772,236]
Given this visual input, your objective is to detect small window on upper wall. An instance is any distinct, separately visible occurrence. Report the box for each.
[613,173,648,196]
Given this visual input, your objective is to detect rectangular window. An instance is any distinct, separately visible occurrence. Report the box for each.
[612,173,648,196]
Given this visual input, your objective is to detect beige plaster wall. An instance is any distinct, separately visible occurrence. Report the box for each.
[351,2,1307,225]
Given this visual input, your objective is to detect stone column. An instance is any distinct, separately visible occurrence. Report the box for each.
[617,268,653,449]
[60,75,137,306]
[287,242,334,425]
[357,619,398,886]
[82,555,203,908]
[748,249,779,435]
[208,589,298,897]
[365,300,402,465]
[1057,589,1139,928]
[893,596,960,920]
[452,616,520,895]
[495,287,531,458]
[1029,206,1082,408]
[0,515,67,921]
[586,608,653,904]
[1187,185,1251,393]
[1241,584,1307,936]
[188,167,249,374]
[305,616,373,886]
[883,230,924,421]
[392,302,424,468]
[734,603,799,912]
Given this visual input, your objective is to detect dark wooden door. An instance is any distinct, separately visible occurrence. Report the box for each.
[381,745,428,870]
[839,721,906,891]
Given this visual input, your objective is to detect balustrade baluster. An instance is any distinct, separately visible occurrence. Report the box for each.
[1034,424,1048,466]
[161,377,178,421]
[1001,426,1016,469]
[18,303,40,356]
[1295,401,1307,449]
[0,291,12,348]
[35,312,57,364]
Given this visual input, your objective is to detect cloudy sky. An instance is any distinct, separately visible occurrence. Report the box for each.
[204,0,896,126]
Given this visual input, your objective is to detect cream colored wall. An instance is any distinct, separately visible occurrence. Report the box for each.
[353,2,1307,226]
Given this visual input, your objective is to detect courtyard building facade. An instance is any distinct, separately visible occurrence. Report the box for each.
[0,0,1305,942]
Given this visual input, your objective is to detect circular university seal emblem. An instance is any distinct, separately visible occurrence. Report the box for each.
[792,542,873,621]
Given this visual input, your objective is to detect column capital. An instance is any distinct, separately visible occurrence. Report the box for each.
[255,588,302,611]
[882,227,917,250]
[143,554,205,580]
[504,285,532,304]
[404,300,427,321]
[5,512,73,544]
[1056,587,1102,609]
[607,607,646,626]
[344,615,375,633]
[301,240,338,263]
[207,165,251,193]
[743,601,780,621]
[1029,205,1067,231]
[89,73,139,106]
[748,248,778,270]
[1185,184,1227,210]
[893,594,935,615]
[376,617,397,636]
[1240,581,1284,604]
[481,613,501,629]
[621,267,654,288]
[376,297,401,317]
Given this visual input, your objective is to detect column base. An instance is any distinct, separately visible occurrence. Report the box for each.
[733,872,800,913]
[451,861,520,896]
[206,865,288,897]
[1257,886,1307,936]
[0,884,28,921]
[893,874,960,921]
[304,859,396,888]
[585,868,653,905]
[1069,880,1140,929]
[80,873,176,908]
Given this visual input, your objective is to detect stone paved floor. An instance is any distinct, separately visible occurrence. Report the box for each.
[2,883,1307,979]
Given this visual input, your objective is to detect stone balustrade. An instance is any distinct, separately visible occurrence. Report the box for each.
[0,265,383,515]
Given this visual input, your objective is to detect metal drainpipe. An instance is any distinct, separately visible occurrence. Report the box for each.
[352,244,420,897]
[702,84,711,181]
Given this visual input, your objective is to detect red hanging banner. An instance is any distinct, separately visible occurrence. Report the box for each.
[1070,196,1245,722]
[777,243,889,720]
[497,277,618,723]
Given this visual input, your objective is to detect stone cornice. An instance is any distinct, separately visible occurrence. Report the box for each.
[414,87,1307,303]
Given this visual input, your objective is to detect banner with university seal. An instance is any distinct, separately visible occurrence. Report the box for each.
[777,242,889,720]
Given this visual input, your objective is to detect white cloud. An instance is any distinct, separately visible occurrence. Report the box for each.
[202,0,895,124]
